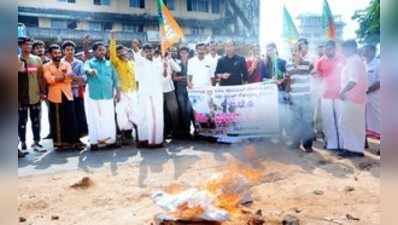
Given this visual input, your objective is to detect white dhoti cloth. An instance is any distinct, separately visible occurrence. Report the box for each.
[136,93,164,145]
[85,94,116,145]
[366,91,380,139]
[338,101,366,153]
[321,98,342,149]
[115,91,138,131]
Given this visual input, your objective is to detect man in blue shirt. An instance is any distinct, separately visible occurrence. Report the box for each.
[84,41,120,150]
[61,41,88,148]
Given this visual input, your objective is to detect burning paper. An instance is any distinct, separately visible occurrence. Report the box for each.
[152,188,229,223]
[152,161,264,224]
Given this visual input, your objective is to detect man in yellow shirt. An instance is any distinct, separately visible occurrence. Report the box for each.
[110,31,138,145]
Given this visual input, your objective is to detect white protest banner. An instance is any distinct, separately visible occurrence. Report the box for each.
[188,83,279,143]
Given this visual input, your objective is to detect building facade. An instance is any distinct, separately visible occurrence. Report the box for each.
[17,0,259,45]
[227,0,259,39]
[297,14,345,49]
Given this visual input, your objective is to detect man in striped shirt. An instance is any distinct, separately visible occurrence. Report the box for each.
[286,41,315,152]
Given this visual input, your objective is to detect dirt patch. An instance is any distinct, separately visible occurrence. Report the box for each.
[18,141,380,225]
[70,176,94,189]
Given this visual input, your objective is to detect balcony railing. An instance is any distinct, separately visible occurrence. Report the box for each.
[26,27,147,42]
[25,27,259,45]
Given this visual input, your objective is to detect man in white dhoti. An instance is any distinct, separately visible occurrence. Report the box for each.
[315,41,345,151]
[362,45,381,143]
[338,40,368,158]
[84,42,120,150]
[109,31,138,145]
[135,44,165,148]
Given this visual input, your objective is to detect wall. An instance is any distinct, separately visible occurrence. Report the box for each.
[38,17,51,28]
[17,0,223,20]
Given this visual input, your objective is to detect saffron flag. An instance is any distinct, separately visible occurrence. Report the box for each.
[156,0,184,55]
[322,0,337,40]
[282,5,299,43]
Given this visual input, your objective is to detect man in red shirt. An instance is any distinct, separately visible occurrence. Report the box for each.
[315,40,345,151]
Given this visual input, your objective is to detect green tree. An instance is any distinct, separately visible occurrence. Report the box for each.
[352,0,380,44]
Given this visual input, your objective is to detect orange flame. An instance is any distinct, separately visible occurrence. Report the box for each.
[205,160,264,217]
[164,147,264,220]
[173,202,205,220]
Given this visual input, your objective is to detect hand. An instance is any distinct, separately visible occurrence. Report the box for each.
[223,73,231,79]
[110,30,116,39]
[88,69,97,76]
[115,91,121,103]
[82,34,91,46]
[18,60,26,72]
[187,82,193,89]
[276,79,284,85]
[40,94,47,101]
[55,74,65,81]
[339,92,347,100]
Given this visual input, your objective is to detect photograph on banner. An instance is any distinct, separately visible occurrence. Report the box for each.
[188,83,279,142]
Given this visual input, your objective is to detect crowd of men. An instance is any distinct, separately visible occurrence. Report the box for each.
[17,33,380,159]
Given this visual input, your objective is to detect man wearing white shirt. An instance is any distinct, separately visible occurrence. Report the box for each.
[362,44,380,146]
[135,44,166,148]
[187,43,215,88]
[162,51,181,138]
[131,39,142,60]
[338,40,368,158]
[206,41,221,78]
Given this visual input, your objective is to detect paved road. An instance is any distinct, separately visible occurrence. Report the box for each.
[18,102,264,177]
[19,103,380,177]
[18,137,248,177]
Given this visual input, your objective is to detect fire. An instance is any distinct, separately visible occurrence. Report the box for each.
[159,147,264,222]
[205,160,264,217]
[215,193,241,215]
[227,162,263,184]
[173,202,205,220]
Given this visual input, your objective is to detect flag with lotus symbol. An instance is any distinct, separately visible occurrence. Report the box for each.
[156,0,184,55]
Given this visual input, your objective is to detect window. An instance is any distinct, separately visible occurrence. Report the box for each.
[51,19,67,29]
[58,0,76,3]
[89,22,102,31]
[164,0,175,10]
[18,16,39,27]
[123,24,144,32]
[67,20,77,29]
[187,0,208,12]
[211,0,219,13]
[94,0,110,6]
[103,22,113,31]
[129,0,145,8]
[192,26,205,35]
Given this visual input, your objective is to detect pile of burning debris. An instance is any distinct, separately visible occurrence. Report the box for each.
[151,162,266,225]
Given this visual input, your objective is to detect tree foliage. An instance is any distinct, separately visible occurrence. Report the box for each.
[352,0,380,44]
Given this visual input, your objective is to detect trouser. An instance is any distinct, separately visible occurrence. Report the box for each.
[73,96,88,138]
[290,96,315,148]
[175,86,193,135]
[18,102,41,143]
[164,91,180,137]
[49,94,80,146]
[278,91,292,137]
